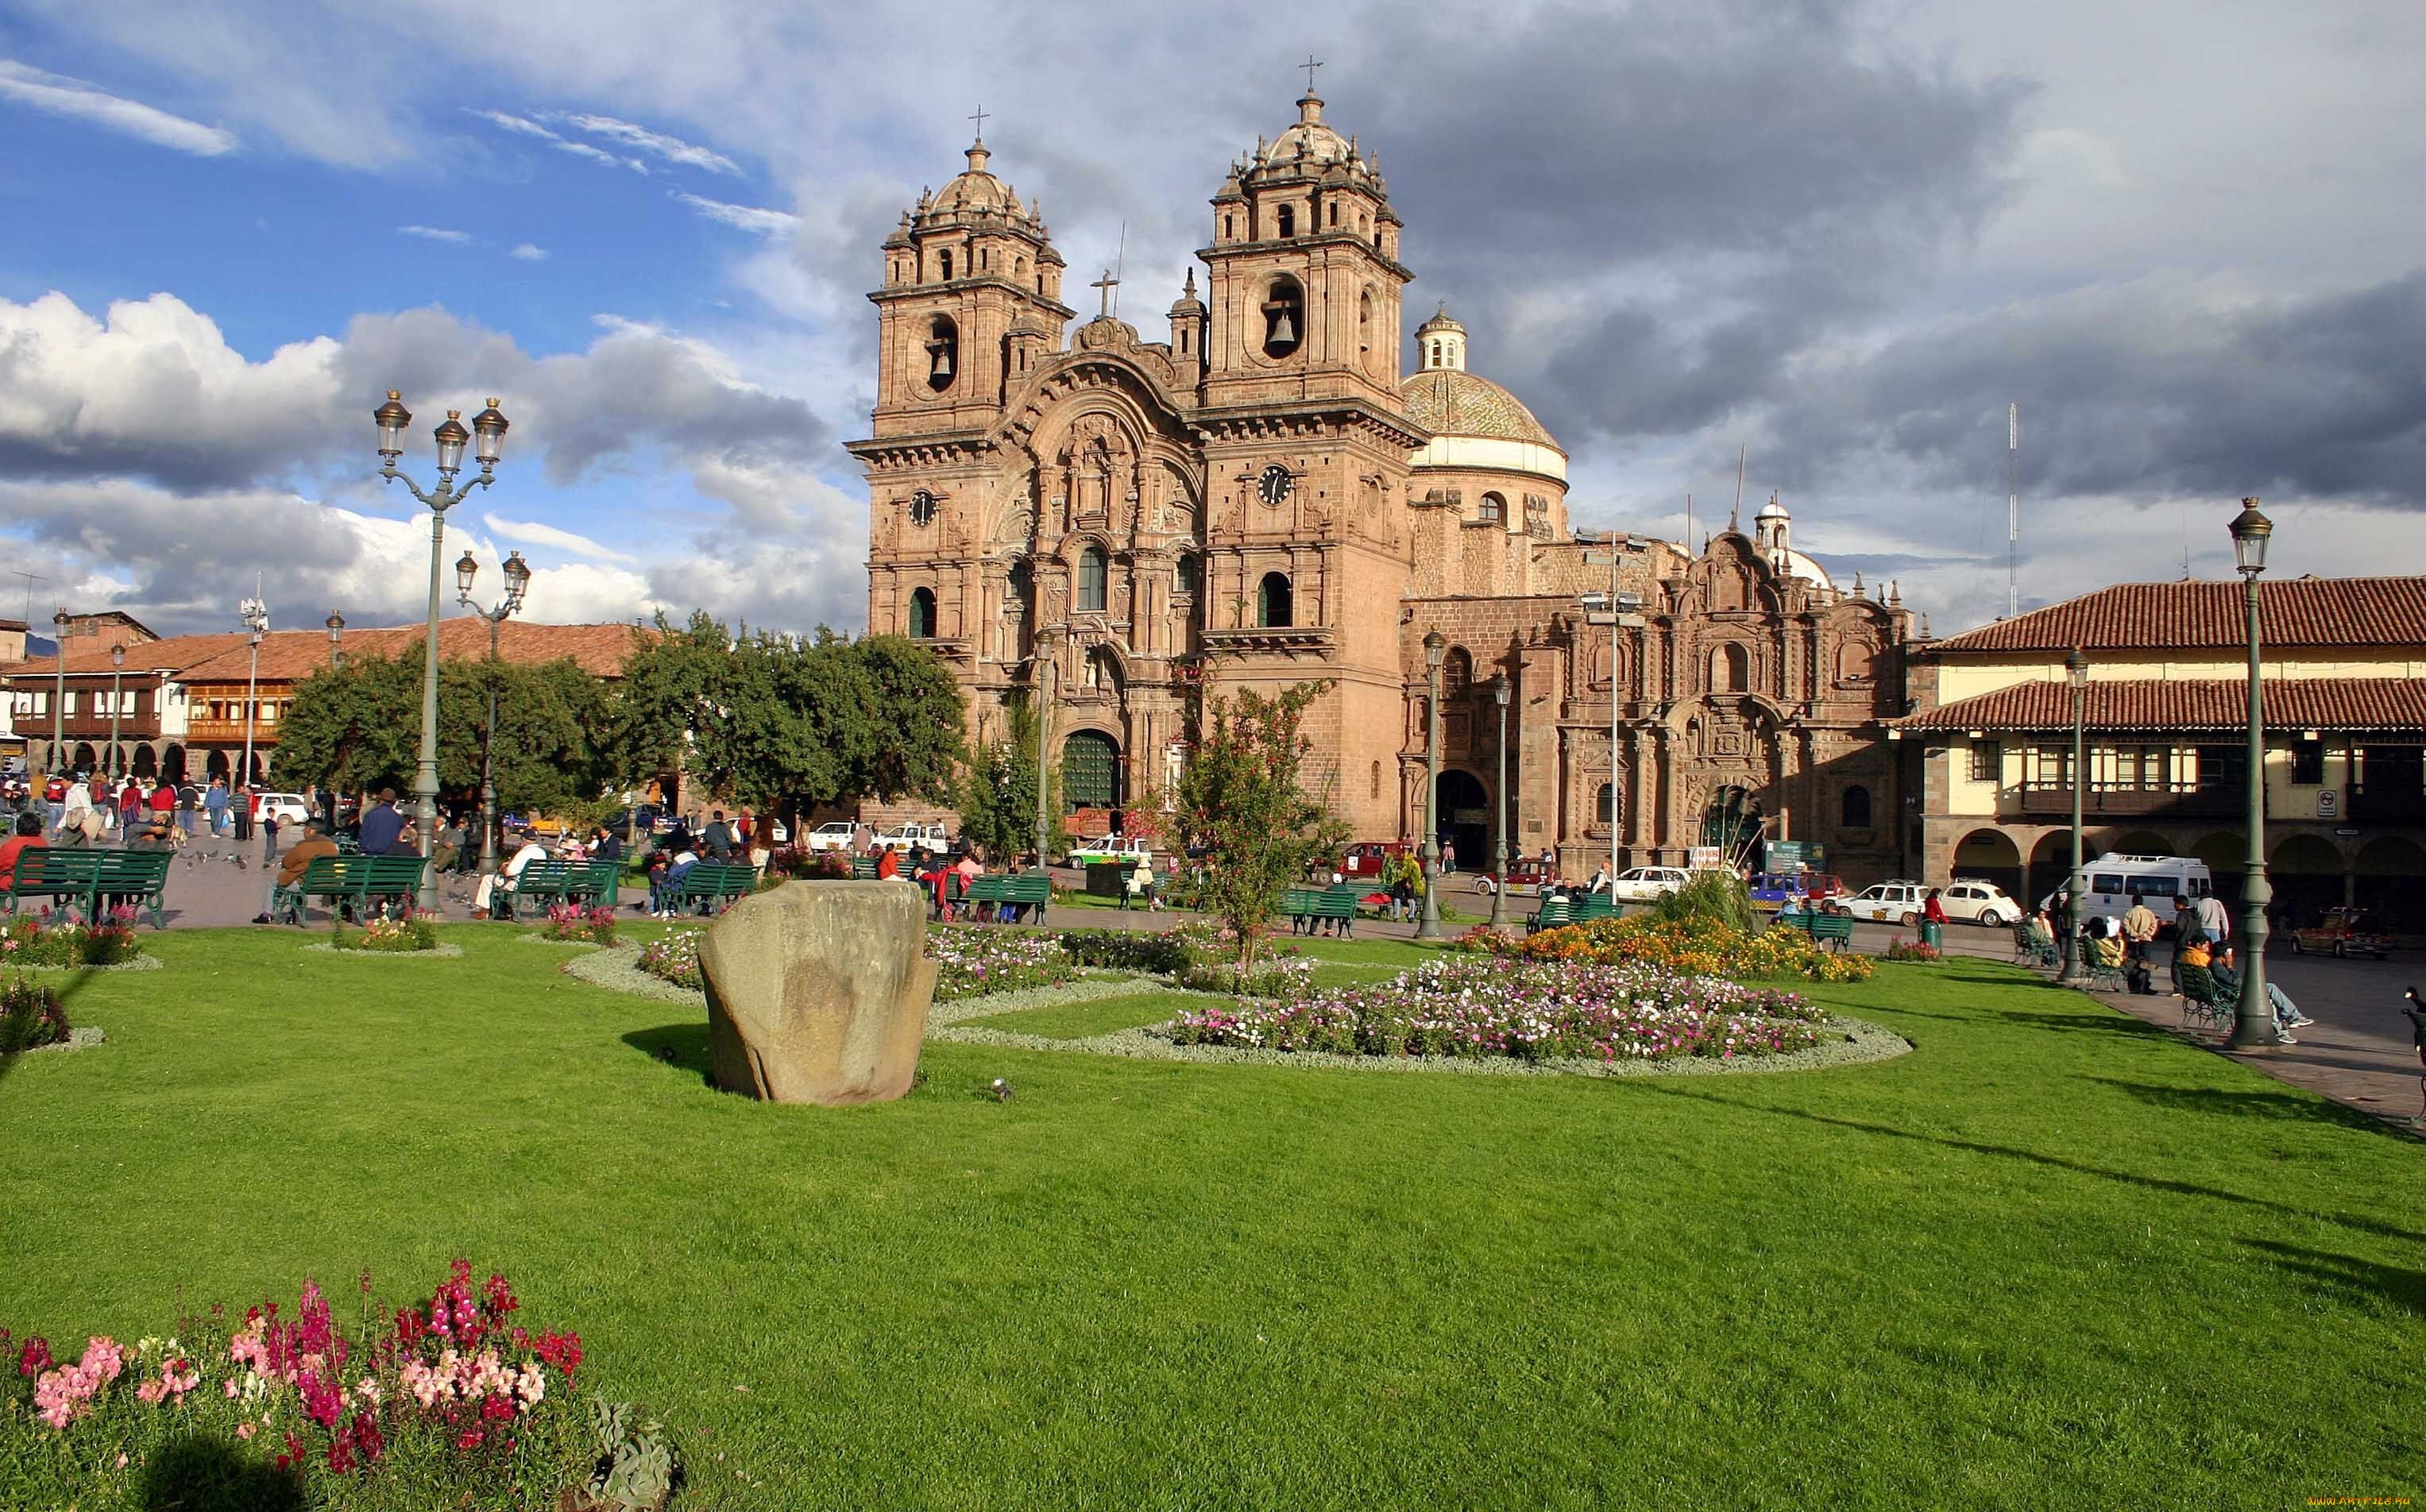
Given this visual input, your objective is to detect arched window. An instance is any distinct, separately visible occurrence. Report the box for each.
[1837,640,1876,683]
[1713,642,1749,692]
[1175,554,1200,595]
[1442,647,1472,696]
[1224,213,1234,239]
[1597,783,1616,824]
[1260,276,1304,357]
[1076,546,1107,613]
[1277,204,1296,237]
[1006,560,1033,616]
[1479,492,1506,524]
[1016,256,1028,277]
[1257,572,1293,628]
[907,588,936,639]
[1841,785,1872,828]
[1328,201,1339,227]
[925,315,958,393]
[939,249,953,280]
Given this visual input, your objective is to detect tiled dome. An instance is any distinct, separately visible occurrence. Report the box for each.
[1400,368,1560,449]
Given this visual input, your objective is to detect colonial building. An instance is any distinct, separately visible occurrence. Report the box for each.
[1891,576,2426,926]
[854,88,1916,878]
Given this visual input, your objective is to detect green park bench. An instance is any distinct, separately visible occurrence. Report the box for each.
[963,873,1050,924]
[493,858,621,920]
[670,862,758,916]
[1777,910,1856,951]
[1283,888,1358,936]
[574,859,622,907]
[851,856,883,880]
[1571,893,1619,924]
[273,854,431,930]
[4,847,173,929]
[1527,897,1571,935]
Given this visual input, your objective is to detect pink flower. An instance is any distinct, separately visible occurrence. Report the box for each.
[236,1421,256,1441]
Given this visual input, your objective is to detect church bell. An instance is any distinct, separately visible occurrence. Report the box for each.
[927,338,953,378]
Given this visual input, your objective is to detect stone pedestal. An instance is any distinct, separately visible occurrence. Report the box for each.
[699,881,936,1106]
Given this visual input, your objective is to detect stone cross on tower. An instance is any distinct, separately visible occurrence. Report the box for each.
[968,104,989,137]
[1091,268,1119,318]
[1300,54,1323,93]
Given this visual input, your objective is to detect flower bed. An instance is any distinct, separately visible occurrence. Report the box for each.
[927,927,1081,1001]
[329,912,445,954]
[538,904,617,947]
[1,974,71,1053]
[1167,955,1827,1063]
[1469,915,1876,983]
[636,931,702,991]
[2,910,144,968]
[1883,939,1943,962]
[0,1259,665,1510]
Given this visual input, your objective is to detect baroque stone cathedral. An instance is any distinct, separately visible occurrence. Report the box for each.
[852,87,1918,880]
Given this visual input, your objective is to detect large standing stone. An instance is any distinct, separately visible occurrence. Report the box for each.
[699,881,936,1105]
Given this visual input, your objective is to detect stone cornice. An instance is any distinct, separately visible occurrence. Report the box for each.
[1190,399,1430,452]
[845,433,995,470]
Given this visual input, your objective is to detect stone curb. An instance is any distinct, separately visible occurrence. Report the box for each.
[302,942,466,958]
[8,954,164,974]
[8,1026,108,1055]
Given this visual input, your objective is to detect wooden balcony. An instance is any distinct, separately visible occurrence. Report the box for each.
[183,717,282,745]
[2013,782,2239,820]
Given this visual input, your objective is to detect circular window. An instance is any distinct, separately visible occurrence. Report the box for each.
[909,489,938,526]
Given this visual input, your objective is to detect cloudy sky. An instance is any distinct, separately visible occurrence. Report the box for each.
[2,0,2420,642]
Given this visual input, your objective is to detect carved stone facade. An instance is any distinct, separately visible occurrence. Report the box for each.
[854,92,1918,881]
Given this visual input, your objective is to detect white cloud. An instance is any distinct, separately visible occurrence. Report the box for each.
[0,59,237,156]
[673,191,799,238]
[509,243,549,261]
[397,225,472,245]
[467,107,558,141]
[549,111,740,175]
[481,511,636,565]
[550,140,621,168]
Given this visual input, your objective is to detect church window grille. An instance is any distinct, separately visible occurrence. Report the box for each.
[1277,204,1296,237]
[1077,547,1107,613]
[1370,761,1382,800]
[907,588,936,639]
[1175,555,1200,595]
[1597,784,1616,824]
[1479,492,1505,524]
[1064,731,1119,809]
[1841,785,1872,828]
[1443,648,1472,696]
[1257,572,1293,628]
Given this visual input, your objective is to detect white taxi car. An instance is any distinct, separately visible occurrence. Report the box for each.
[1937,880,2019,927]
[1609,866,1692,903]
[1841,881,1929,925]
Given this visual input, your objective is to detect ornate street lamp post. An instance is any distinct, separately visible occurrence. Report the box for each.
[458,550,531,874]
[107,643,125,783]
[376,392,508,913]
[326,611,346,669]
[1031,627,1057,878]
[2057,646,2091,984]
[238,594,269,789]
[1488,672,1512,932]
[2226,497,2277,1048]
[1416,628,1448,940]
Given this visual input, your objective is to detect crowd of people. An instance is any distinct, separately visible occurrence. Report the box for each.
[1,770,277,852]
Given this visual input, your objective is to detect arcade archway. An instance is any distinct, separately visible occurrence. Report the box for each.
[1951,827,2022,897]
[1435,770,1489,872]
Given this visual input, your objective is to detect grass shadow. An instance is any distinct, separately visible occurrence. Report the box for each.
[2091,1077,2393,1132]
[140,1431,305,1510]
[623,1022,711,1077]
[2239,1237,2426,1322]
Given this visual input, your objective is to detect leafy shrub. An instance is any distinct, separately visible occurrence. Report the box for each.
[539,905,616,945]
[0,975,70,1053]
[0,910,143,967]
[1479,913,1875,983]
[1647,872,1755,934]
[1176,957,1315,998]
[0,1260,605,1510]
[1054,928,1190,975]
[637,931,702,990]
[1167,955,1825,1061]
[331,912,442,953]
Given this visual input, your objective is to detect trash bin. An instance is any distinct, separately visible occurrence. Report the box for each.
[1919,921,1943,948]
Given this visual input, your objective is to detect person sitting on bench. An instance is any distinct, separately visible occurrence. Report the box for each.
[2208,946,2315,1043]
[476,826,549,919]
[257,820,338,924]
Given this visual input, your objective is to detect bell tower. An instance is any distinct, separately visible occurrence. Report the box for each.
[1199,88,1411,411]
[868,133,1072,438]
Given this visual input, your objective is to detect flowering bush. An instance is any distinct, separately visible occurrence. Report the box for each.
[637,930,702,990]
[1,908,143,967]
[925,926,1081,1001]
[0,1260,607,1509]
[1477,914,1875,983]
[333,912,442,954]
[1054,928,1192,975]
[1168,955,1826,1062]
[1883,939,1942,962]
[0,975,71,1054]
[540,904,617,945]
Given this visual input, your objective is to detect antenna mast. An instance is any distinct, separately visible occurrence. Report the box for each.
[1730,444,1746,533]
[2007,403,2019,619]
[1111,221,1126,318]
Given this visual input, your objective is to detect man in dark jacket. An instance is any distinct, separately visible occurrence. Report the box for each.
[359,789,406,855]
[701,810,734,861]
[589,826,624,863]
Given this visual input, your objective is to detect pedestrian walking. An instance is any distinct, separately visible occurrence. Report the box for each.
[261,809,281,864]
[234,785,254,843]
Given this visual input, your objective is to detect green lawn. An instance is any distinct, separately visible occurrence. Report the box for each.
[960,989,1187,1040]
[2,928,2420,1509]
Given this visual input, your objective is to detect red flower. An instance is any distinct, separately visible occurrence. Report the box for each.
[455,1427,485,1451]
[17,1336,51,1377]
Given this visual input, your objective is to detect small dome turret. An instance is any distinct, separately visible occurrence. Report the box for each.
[1415,304,1466,372]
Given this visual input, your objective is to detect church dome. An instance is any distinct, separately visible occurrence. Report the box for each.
[927,139,1026,219]
[1264,92,1355,170]
[1400,368,1560,449]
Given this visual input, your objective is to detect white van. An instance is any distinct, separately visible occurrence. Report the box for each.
[2039,854,2213,926]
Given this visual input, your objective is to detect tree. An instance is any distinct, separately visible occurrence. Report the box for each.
[955,692,1060,866]
[1161,681,1349,976]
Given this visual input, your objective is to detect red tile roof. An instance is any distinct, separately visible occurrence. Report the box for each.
[1891,677,2426,734]
[1925,577,2426,654]
[2,619,651,685]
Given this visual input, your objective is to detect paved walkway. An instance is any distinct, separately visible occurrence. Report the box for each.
[106,856,2426,1134]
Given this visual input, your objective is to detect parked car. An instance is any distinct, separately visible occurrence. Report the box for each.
[1842,881,1930,924]
[1748,871,1845,909]
[2289,905,2393,958]
[1472,855,1551,896]
[254,791,314,827]
[873,821,951,854]
[1340,841,1416,879]
[1610,866,1692,903]
[1068,836,1153,866]
[1937,879,2020,927]
[802,820,860,853]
